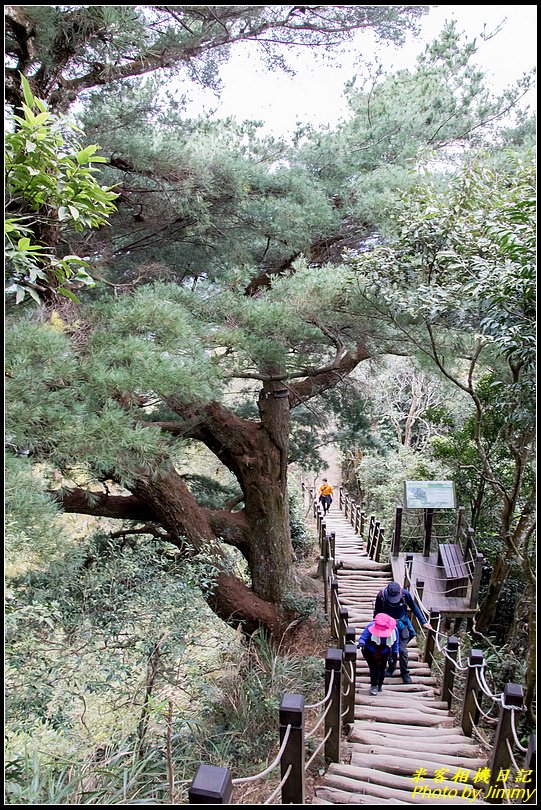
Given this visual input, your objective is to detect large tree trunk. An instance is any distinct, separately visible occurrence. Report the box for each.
[168,384,295,605]
[128,465,285,635]
[476,545,513,633]
[242,382,294,603]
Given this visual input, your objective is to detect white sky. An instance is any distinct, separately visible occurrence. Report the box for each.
[182,5,537,137]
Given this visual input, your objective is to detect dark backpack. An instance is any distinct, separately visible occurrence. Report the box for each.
[377,588,415,640]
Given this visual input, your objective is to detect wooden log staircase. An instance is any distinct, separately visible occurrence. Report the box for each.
[313,506,490,805]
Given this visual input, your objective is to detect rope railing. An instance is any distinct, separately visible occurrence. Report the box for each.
[188,638,347,804]
[509,707,529,753]
[433,622,468,671]
[475,664,503,703]
[505,739,522,777]
[472,688,499,722]
[468,712,492,746]
[231,725,292,785]
[304,727,333,772]
[305,667,334,710]
[305,697,333,738]
[188,483,532,804]
[263,764,292,805]
[401,554,477,574]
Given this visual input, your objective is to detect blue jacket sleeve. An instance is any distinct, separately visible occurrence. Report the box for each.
[373,592,383,617]
[392,633,399,655]
[404,590,426,625]
[358,625,372,647]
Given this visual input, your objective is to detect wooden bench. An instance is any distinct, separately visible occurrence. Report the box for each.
[437,544,469,598]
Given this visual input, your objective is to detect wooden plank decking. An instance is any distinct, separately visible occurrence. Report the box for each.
[313,507,489,805]
[390,552,477,617]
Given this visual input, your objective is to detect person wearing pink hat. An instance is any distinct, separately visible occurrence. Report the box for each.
[357,613,399,696]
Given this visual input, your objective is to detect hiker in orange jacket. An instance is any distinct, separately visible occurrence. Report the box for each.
[318,478,334,515]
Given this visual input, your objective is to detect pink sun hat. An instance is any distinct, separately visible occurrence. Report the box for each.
[372,613,397,636]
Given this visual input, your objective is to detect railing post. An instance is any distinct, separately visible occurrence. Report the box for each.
[403,553,413,590]
[279,693,305,805]
[368,518,379,559]
[469,552,484,609]
[338,606,349,649]
[339,487,343,510]
[487,683,525,803]
[423,609,439,668]
[464,527,475,561]
[423,508,433,557]
[441,635,459,709]
[330,577,339,639]
[373,520,380,558]
[392,506,402,557]
[345,625,356,645]
[455,505,465,543]
[461,650,484,736]
[319,533,329,579]
[360,508,365,537]
[412,579,425,635]
[374,527,384,563]
[322,534,329,615]
[189,764,233,804]
[319,518,326,549]
[343,643,357,725]
[329,531,336,561]
[367,515,375,557]
[324,648,343,764]
[354,505,360,534]
[523,735,536,804]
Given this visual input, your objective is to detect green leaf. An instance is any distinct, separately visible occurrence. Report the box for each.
[20,74,34,108]
[33,111,51,126]
[57,287,81,303]
[76,145,98,164]
[21,103,35,123]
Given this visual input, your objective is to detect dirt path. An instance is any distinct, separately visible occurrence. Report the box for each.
[301,442,342,495]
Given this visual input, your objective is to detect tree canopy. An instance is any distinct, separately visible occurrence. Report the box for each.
[5,5,427,111]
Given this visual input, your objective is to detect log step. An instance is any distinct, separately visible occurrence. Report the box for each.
[323,772,486,804]
[349,751,488,778]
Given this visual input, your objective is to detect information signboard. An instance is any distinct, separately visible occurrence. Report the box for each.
[404,480,456,509]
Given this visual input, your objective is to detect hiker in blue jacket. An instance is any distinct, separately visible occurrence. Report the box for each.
[374,581,431,684]
[357,613,399,696]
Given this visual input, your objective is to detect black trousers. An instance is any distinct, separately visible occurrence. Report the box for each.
[362,649,390,687]
[319,494,332,512]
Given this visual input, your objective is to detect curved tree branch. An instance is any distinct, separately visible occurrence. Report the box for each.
[288,340,371,407]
